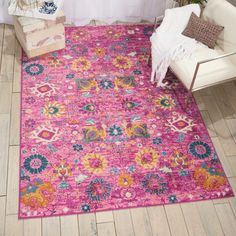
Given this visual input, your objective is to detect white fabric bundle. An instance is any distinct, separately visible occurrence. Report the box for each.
[150,4,203,86]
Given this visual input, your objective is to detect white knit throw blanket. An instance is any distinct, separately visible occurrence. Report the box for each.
[150,4,202,86]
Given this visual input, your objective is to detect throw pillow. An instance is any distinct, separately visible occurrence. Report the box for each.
[182,12,224,49]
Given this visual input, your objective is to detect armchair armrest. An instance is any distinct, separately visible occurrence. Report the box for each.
[189,51,236,91]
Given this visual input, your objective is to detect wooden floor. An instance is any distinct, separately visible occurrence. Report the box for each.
[1,23,236,236]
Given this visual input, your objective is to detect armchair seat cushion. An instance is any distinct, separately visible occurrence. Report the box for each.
[170,47,236,91]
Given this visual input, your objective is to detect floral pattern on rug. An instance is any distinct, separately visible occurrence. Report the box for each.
[20,25,234,218]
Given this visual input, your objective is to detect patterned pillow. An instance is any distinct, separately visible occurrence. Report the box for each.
[182,12,224,49]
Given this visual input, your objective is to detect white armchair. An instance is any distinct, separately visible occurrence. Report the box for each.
[157,0,236,92]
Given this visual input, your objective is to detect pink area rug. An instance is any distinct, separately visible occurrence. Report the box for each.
[19,25,234,219]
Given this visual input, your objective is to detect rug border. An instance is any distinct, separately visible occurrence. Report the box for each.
[18,25,235,220]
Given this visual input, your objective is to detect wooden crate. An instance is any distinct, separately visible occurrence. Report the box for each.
[13,10,65,58]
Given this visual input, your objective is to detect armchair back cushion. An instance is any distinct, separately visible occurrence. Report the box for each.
[202,0,236,65]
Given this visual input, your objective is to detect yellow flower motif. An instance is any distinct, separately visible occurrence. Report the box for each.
[155,95,176,110]
[135,148,158,169]
[118,173,133,187]
[43,102,65,118]
[93,48,106,57]
[113,56,132,69]
[71,57,91,72]
[83,153,108,174]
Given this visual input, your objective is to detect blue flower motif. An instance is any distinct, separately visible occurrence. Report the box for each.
[168,195,177,203]
[86,178,112,201]
[110,42,127,53]
[189,141,211,159]
[142,173,167,195]
[66,39,71,45]
[71,44,88,56]
[108,125,123,136]
[81,204,90,212]
[110,167,119,175]
[153,137,162,145]
[66,73,75,79]
[128,165,136,173]
[58,181,70,189]
[26,184,38,193]
[23,154,48,174]
[162,151,167,156]
[100,79,113,89]
[25,63,44,76]
[73,144,83,152]
[133,69,142,75]
[140,47,148,53]
[179,170,189,177]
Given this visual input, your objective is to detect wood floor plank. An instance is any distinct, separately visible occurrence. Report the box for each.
[10,93,20,145]
[1,25,15,83]
[113,210,134,236]
[5,214,23,236]
[147,206,171,236]
[0,82,12,114]
[97,222,116,236]
[193,92,206,111]
[200,110,217,137]
[2,25,15,55]
[6,146,19,215]
[42,217,60,236]
[14,36,22,59]
[223,82,236,99]
[199,88,212,96]
[60,215,79,236]
[181,203,206,236]
[0,196,6,236]
[0,114,10,195]
[228,177,236,216]
[215,203,236,236]
[96,211,114,223]
[13,39,21,93]
[211,85,236,119]
[79,213,97,236]
[130,208,153,236]
[201,95,236,156]
[211,137,234,177]
[0,24,4,66]
[24,218,42,236]
[226,119,236,144]
[197,201,224,236]
[165,204,189,236]
[227,156,236,177]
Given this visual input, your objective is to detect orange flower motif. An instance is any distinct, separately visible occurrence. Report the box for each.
[21,181,55,210]
[194,167,226,191]
[118,173,133,187]
[93,48,106,57]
